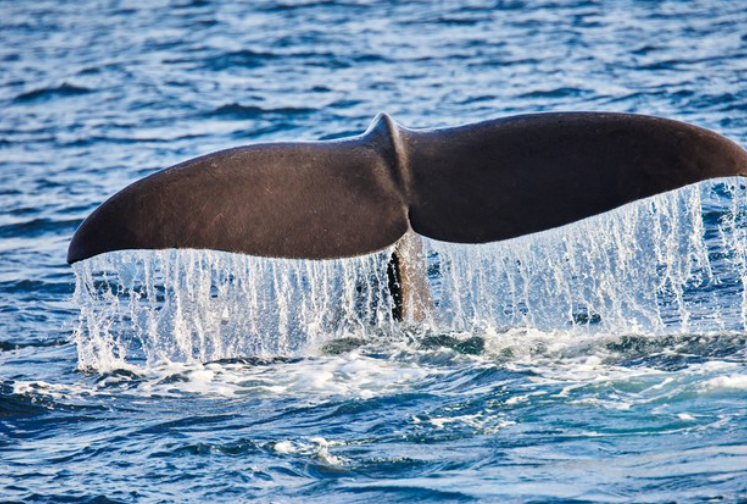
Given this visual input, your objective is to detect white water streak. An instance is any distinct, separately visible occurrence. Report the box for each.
[73,249,396,370]
[426,178,747,334]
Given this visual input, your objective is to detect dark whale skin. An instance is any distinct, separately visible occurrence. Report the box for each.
[68,112,747,264]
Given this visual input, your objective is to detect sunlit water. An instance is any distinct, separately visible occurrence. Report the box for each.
[3,1,747,502]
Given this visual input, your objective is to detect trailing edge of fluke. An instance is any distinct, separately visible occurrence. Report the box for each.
[67,112,747,265]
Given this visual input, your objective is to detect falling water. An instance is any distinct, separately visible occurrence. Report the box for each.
[73,248,397,370]
[73,178,747,371]
[427,178,747,335]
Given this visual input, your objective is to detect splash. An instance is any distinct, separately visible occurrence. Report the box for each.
[72,178,747,371]
[426,178,747,334]
[73,248,396,371]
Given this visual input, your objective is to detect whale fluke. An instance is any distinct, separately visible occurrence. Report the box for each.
[67,112,747,265]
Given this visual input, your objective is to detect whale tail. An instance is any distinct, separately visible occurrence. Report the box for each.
[68,112,747,266]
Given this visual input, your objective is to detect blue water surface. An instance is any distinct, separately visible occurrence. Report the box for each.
[2,1,747,502]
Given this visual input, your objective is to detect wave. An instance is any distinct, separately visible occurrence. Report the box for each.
[0,382,53,418]
[0,339,68,352]
[202,49,279,71]
[14,83,93,102]
[0,279,74,296]
[0,217,81,239]
[207,103,316,119]
[519,87,589,99]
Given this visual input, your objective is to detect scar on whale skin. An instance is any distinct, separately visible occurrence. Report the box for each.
[67,112,747,321]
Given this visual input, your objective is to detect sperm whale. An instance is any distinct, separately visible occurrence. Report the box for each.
[67,112,747,319]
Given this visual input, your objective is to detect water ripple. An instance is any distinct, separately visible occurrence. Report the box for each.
[15,83,94,103]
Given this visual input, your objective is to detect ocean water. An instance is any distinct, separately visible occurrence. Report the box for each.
[3,0,747,502]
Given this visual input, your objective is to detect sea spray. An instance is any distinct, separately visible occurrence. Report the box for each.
[427,178,747,334]
[73,248,397,371]
[72,178,747,371]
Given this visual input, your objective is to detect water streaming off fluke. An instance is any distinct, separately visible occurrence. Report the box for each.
[73,249,397,371]
[73,178,747,371]
[429,178,747,334]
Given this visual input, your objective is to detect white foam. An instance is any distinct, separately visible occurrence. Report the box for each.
[424,412,515,433]
[702,374,747,390]
[131,352,434,399]
[271,437,346,466]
